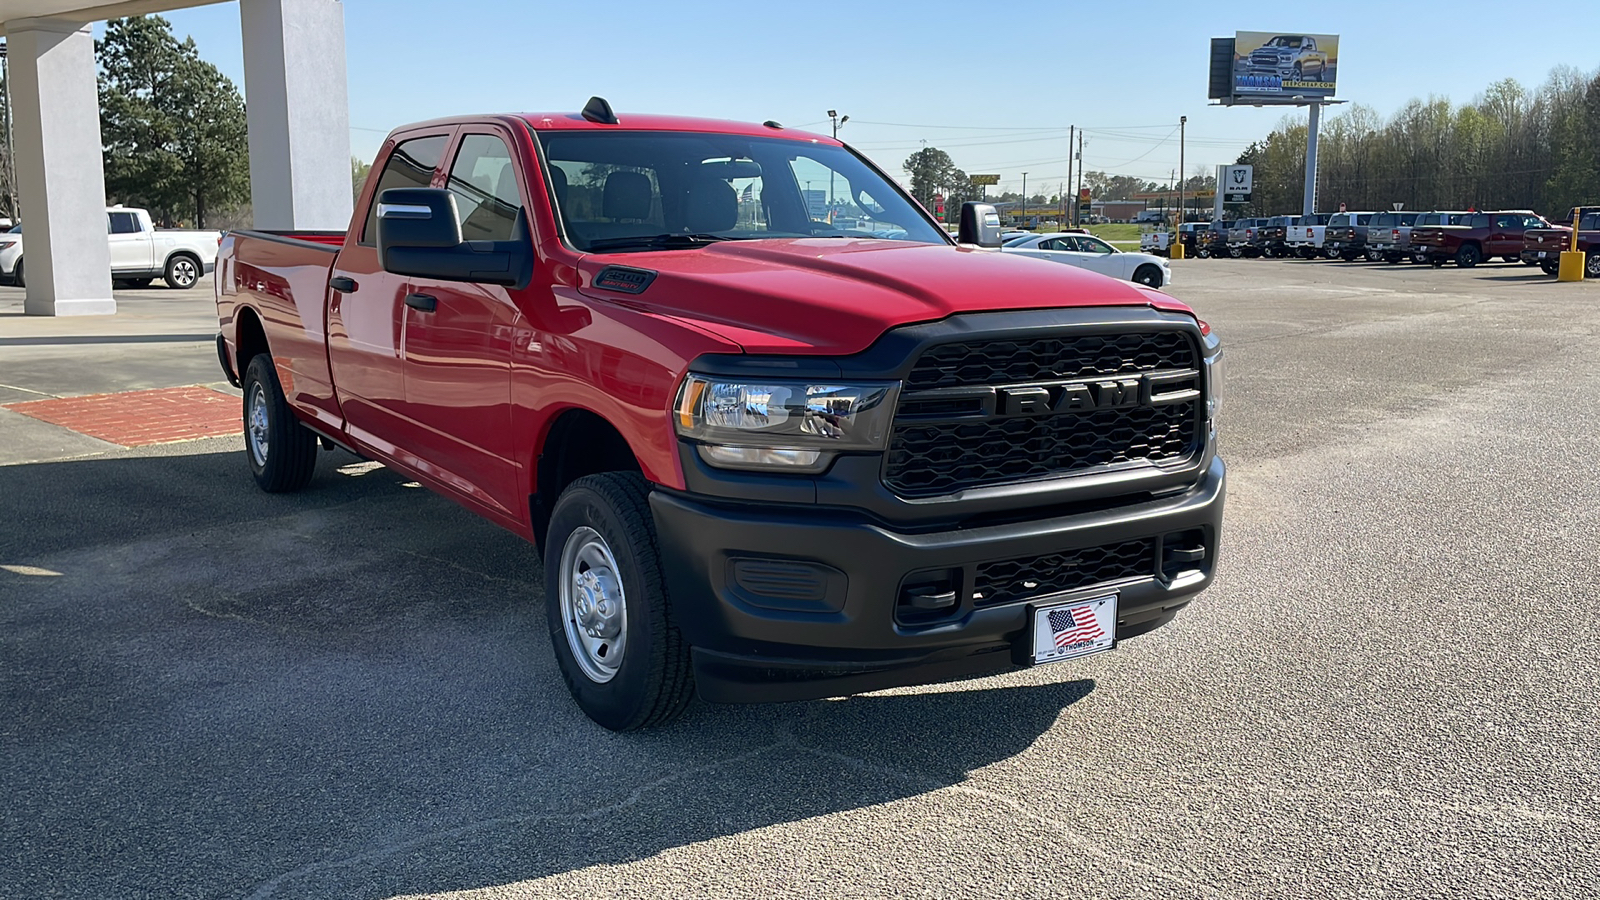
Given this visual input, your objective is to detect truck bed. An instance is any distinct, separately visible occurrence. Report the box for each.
[216,230,344,431]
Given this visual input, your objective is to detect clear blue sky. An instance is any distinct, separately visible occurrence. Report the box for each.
[136,1,1597,198]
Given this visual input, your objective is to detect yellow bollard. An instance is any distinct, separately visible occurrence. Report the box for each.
[1556,208,1585,282]
[1556,250,1585,282]
[1170,239,1186,260]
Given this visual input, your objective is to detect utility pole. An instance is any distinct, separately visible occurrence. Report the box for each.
[1066,125,1074,225]
[827,109,848,208]
[1178,115,1187,223]
[1075,132,1084,228]
[1020,172,1028,226]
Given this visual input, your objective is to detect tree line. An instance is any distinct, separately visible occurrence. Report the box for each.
[1237,67,1600,218]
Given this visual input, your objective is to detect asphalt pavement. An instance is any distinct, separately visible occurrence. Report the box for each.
[1,262,1596,899]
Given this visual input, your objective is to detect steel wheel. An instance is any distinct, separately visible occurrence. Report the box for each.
[246,382,270,467]
[559,526,628,684]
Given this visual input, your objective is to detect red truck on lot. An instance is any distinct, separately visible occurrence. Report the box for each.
[1410,210,1550,268]
[1522,207,1600,277]
[214,101,1226,730]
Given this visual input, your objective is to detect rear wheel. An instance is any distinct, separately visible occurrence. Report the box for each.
[1132,264,1164,288]
[1229,247,1243,259]
[164,254,201,289]
[545,472,693,731]
[1196,247,1210,259]
[1455,244,1482,268]
[1412,251,1429,265]
[242,354,319,493]
[1540,261,1560,276]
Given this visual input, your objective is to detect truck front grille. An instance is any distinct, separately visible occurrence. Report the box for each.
[884,332,1203,496]
[973,538,1156,607]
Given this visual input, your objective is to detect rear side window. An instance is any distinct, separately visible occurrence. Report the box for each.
[361,135,449,245]
[108,211,140,234]
[448,134,524,243]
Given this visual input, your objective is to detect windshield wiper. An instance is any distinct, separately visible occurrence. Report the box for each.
[585,233,741,252]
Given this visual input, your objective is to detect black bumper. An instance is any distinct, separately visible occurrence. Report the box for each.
[651,456,1226,704]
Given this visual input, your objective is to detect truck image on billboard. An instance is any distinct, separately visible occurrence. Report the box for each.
[1233,32,1338,102]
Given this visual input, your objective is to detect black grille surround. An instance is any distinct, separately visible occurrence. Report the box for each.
[973,539,1157,608]
[885,331,1204,497]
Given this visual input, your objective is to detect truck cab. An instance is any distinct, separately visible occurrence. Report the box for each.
[215,103,1226,730]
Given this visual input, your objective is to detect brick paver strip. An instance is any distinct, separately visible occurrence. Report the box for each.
[3,386,241,447]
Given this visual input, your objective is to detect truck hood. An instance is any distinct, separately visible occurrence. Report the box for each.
[575,238,1193,355]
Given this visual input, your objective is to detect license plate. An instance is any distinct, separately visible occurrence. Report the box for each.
[1538,251,1547,258]
[1027,594,1118,666]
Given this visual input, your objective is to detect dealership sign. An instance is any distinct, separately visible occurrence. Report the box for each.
[1223,165,1253,201]
[1211,32,1339,105]
[970,174,1001,186]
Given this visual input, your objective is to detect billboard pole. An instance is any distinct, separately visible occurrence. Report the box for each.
[1303,101,1321,217]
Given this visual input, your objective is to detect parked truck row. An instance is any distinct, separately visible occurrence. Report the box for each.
[1164,206,1597,277]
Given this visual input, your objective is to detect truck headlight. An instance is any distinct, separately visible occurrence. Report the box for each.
[674,375,899,472]
[1202,331,1224,431]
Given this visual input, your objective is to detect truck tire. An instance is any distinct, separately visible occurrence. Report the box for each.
[1588,252,1600,279]
[164,254,202,289]
[1229,247,1242,259]
[1196,247,1210,259]
[1540,261,1560,276]
[1132,265,1164,288]
[242,354,319,493]
[1454,244,1482,268]
[545,472,693,731]
[12,258,21,288]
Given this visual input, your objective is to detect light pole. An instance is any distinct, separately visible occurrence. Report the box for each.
[1021,172,1028,226]
[828,109,848,208]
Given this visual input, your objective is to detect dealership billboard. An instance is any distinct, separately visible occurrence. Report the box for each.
[1211,32,1339,104]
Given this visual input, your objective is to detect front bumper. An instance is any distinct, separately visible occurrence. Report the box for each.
[651,456,1226,703]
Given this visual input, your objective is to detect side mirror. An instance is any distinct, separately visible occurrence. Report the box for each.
[957,202,1003,248]
[376,187,529,288]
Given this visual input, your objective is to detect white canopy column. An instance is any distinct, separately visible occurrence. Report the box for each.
[9,18,115,316]
[239,0,352,230]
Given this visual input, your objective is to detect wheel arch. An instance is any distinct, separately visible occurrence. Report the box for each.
[531,407,646,548]
[234,305,270,377]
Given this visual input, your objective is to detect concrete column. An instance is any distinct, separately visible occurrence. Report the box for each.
[8,19,115,317]
[240,0,353,231]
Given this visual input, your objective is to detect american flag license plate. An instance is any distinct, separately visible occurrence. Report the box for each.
[1029,594,1118,666]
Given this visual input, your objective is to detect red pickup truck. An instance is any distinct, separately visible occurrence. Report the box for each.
[1522,207,1600,277]
[214,101,1226,730]
[1411,210,1550,267]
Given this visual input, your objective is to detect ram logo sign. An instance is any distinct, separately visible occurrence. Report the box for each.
[1233,32,1339,103]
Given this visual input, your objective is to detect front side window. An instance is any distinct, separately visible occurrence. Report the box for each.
[448,134,524,243]
[108,212,140,234]
[537,131,946,252]
[362,134,450,245]
[1082,237,1114,254]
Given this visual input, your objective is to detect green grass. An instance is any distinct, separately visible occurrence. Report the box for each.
[1087,223,1141,242]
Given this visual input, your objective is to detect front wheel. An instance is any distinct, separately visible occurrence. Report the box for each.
[545,472,694,731]
[1132,264,1163,288]
[242,354,319,492]
[1455,244,1482,268]
[1587,252,1600,279]
[164,254,201,289]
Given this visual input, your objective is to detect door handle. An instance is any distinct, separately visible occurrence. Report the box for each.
[405,292,437,313]
[329,276,358,293]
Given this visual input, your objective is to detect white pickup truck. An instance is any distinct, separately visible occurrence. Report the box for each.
[0,206,220,289]
[1286,213,1331,258]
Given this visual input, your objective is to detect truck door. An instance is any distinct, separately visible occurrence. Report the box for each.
[107,210,152,273]
[326,132,451,449]
[397,129,521,518]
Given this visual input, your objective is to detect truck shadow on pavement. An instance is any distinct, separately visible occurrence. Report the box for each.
[0,448,1091,899]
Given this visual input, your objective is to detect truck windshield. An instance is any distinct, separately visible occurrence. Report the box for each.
[536,131,947,252]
